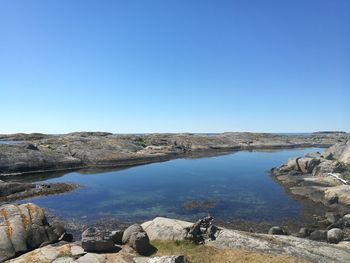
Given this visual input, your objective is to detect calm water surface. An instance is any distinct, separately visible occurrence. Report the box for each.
[25,148,323,224]
[0,140,22,144]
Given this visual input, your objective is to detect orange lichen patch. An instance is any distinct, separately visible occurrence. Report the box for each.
[56,244,74,257]
[9,249,51,263]
[20,213,30,230]
[25,203,40,220]
[0,208,13,238]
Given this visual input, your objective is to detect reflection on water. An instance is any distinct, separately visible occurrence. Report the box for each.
[21,148,323,224]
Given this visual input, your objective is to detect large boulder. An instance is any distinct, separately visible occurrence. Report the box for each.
[122,224,143,244]
[0,203,64,261]
[268,226,288,235]
[122,224,153,255]
[327,228,343,244]
[309,230,327,241]
[329,214,350,229]
[110,230,123,245]
[128,231,152,255]
[297,157,321,174]
[141,217,193,241]
[81,227,115,252]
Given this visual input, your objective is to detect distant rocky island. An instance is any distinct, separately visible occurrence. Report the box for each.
[1,132,350,262]
[1,132,348,176]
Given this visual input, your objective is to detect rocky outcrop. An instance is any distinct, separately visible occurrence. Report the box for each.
[1,132,348,176]
[324,141,350,164]
[5,242,185,263]
[0,180,78,204]
[141,217,350,263]
[0,181,34,197]
[0,203,69,261]
[271,141,350,209]
[6,215,350,263]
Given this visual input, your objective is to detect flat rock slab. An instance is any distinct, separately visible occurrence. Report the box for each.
[142,217,350,263]
[5,243,184,263]
[142,217,193,241]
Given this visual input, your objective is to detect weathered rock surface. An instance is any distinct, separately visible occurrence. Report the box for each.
[122,224,153,255]
[324,141,350,164]
[142,217,350,263]
[309,230,327,241]
[0,182,34,197]
[327,228,343,243]
[271,141,350,210]
[128,231,152,255]
[0,203,67,261]
[5,242,184,263]
[0,181,78,204]
[142,217,193,241]
[1,132,348,175]
[122,224,144,244]
[81,227,116,252]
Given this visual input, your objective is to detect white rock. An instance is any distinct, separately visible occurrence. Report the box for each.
[75,253,106,263]
[141,217,192,241]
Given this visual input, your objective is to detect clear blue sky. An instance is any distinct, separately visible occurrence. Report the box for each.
[0,0,349,134]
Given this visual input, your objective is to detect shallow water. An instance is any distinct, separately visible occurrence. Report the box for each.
[0,140,21,144]
[23,148,323,224]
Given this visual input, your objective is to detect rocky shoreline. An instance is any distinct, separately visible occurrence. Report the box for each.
[1,132,350,262]
[1,132,348,176]
[271,141,350,213]
[2,203,350,263]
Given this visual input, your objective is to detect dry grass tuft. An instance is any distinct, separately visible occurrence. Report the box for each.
[151,240,308,263]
